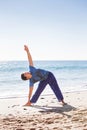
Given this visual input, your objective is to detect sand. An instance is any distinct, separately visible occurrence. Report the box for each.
[0,91,87,130]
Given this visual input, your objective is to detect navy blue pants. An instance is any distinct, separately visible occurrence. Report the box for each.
[30,72,64,103]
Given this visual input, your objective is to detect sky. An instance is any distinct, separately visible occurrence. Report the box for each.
[0,0,87,61]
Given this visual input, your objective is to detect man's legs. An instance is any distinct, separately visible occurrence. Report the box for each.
[30,72,65,105]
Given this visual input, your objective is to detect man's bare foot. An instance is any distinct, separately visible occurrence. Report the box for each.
[23,102,31,106]
[61,100,67,106]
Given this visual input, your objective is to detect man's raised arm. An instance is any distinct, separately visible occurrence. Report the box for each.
[24,45,34,66]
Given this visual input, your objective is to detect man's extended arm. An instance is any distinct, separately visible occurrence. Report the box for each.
[28,87,33,102]
[24,86,33,106]
[24,45,34,66]
[23,45,34,106]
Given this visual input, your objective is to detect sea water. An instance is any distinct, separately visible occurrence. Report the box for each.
[0,60,87,99]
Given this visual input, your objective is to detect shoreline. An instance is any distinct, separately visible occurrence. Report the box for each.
[0,89,87,100]
[0,91,87,129]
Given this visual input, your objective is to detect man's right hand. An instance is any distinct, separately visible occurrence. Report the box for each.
[23,101,31,106]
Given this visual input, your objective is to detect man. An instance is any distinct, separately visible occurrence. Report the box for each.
[21,45,66,106]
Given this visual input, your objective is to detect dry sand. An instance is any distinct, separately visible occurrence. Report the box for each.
[0,91,87,130]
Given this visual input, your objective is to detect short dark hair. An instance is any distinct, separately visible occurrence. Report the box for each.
[21,73,27,80]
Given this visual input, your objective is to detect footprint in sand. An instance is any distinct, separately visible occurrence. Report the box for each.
[12,104,20,107]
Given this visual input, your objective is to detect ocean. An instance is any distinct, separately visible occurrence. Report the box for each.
[0,60,87,99]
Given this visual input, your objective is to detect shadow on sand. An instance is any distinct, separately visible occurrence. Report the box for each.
[31,104,76,117]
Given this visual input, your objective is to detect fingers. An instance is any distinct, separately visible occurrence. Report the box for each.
[24,45,28,51]
[23,102,31,106]
[24,45,27,49]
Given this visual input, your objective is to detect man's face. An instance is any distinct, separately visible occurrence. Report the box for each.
[24,72,32,79]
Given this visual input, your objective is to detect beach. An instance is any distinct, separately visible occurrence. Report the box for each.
[0,91,87,130]
[0,60,87,130]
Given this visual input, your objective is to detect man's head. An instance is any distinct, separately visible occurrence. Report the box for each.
[21,72,32,80]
